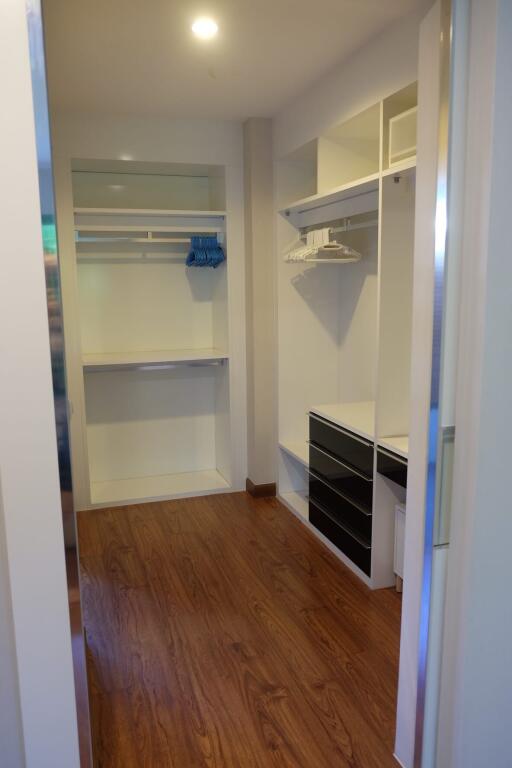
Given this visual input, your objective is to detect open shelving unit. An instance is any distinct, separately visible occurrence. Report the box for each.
[276,82,417,587]
[66,161,237,509]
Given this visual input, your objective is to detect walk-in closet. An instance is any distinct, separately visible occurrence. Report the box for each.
[24,1,448,766]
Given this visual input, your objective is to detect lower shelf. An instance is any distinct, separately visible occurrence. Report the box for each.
[279,439,309,467]
[279,490,309,520]
[90,469,230,507]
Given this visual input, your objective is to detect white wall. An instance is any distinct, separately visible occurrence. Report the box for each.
[50,111,247,509]
[273,3,430,158]
[244,118,276,486]
[0,1,80,764]
[436,1,512,765]
[0,488,24,768]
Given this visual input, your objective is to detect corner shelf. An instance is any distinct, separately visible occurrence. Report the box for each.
[82,348,229,372]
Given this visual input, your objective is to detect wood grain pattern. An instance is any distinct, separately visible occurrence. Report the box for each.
[78,492,401,767]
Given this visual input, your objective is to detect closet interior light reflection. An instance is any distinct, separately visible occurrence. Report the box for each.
[192,17,218,40]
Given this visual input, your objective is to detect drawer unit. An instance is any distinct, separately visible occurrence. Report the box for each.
[309,470,372,541]
[309,413,374,477]
[309,443,373,511]
[309,500,371,576]
[377,447,408,489]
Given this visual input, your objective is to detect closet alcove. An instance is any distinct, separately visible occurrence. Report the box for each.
[67,160,235,507]
[276,83,417,588]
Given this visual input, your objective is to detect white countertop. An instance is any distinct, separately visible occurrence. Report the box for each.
[378,435,409,459]
[310,401,375,442]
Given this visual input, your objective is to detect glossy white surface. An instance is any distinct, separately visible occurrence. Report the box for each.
[310,401,376,441]
[379,435,409,459]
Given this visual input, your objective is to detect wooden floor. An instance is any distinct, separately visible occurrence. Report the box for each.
[78,492,401,768]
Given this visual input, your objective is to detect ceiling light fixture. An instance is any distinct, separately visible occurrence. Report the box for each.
[192,17,218,40]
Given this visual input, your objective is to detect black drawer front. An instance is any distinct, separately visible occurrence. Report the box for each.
[309,444,373,512]
[309,472,372,542]
[309,414,374,477]
[309,501,371,576]
[377,448,408,489]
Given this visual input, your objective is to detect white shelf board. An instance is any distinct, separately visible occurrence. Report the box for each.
[82,348,228,372]
[74,207,227,217]
[279,490,309,520]
[90,469,230,507]
[310,401,375,442]
[378,435,409,459]
[303,256,361,264]
[279,439,309,467]
[382,156,417,178]
[280,171,380,217]
[76,224,222,234]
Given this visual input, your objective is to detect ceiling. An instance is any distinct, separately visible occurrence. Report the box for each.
[43,0,423,120]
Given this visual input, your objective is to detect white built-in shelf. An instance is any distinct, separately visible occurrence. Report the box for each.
[310,401,375,442]
[382,157,417,178]
[90,469,230,507]
[378,435,409,459]
[279,439,309,467]
[82,348,228,372]
[74,207,227,217]
[280,172,380,219]
[74,208,226,236]
[280,490,309,520]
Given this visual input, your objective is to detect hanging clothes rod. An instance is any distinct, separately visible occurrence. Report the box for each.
[330,218,378,234]
[85,359,226,373]
[301,217,378,236]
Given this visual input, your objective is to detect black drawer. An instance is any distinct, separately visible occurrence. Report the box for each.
[309,443,373,512]
[309,413,374,477]
[309,500,371,576]
[377,448,408,489]
[309,471,372,542]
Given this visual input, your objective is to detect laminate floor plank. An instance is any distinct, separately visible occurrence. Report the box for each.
[79,492,401,767]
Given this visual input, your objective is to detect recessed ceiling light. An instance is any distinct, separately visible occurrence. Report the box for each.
[192,17,218,40]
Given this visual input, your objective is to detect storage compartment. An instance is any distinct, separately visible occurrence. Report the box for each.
[394,502,406,578]
[388,107,417,166]
[84,362,231,506]
[71,160,233,507]
[309,413,374,476]
[377,448,408,489]
[309,443,373,511]
[72,160,226,211]
[309,470,372,541]
[382,82,418,170]
[317,103,381,191]
[309,500,371,576]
